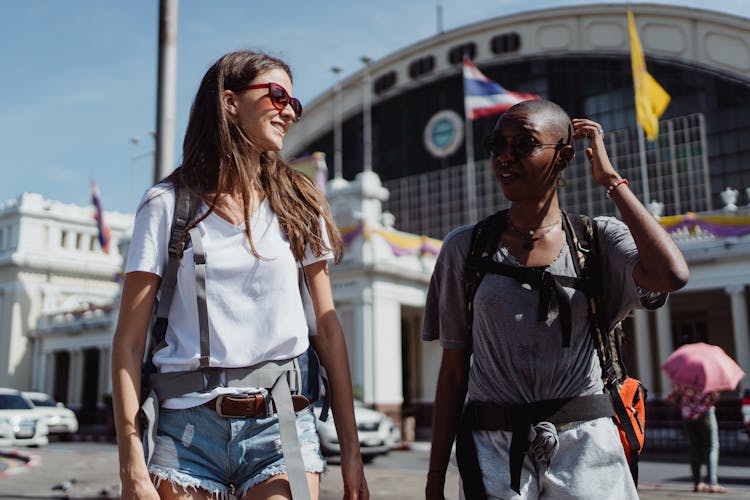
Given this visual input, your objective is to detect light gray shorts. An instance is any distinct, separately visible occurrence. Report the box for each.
[458,417,638,499]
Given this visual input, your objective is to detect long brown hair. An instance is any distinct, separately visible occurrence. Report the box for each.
[163,50,343,263]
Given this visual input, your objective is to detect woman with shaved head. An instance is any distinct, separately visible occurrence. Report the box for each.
[423,100,688,499]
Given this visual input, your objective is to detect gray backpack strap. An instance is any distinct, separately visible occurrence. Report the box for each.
[270,361,311,500]
[150,359,300,401]
[189,226,211,368]
[151,187,200,354]
[142,186,200,465]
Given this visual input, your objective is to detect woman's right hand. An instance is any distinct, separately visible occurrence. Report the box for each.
[425,472,446,500]
[120,471,160,500]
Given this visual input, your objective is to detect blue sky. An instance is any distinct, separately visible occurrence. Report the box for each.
[1,0,748,214]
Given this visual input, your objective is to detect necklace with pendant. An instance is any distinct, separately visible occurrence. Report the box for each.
[508,215,561,250]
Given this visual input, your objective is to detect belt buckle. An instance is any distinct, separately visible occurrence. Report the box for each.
[214,395,234,418]
[214,394,269,418]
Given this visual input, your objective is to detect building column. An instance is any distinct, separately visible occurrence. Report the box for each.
[370,293,403,421]
[632,309,654,393]
[98,347,110,405]
[655,303,674,397]
[31,337,43,391]
[45,352,55,395]
[361,288,375,405]
[68,350,82,406]
[726,285,750,391]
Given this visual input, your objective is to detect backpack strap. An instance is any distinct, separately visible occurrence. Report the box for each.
[466,209,586,349]
[142,185,200,465]
[458,210,508,500]
[567,213,642,480]
[189,225,211,369]
[567,214,620,384]
[464,209,509,350]
[150,186,201,358]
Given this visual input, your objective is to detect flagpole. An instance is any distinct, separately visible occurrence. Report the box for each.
[464,112,478,223]
[463,59,478,223]
[636,123,651,203]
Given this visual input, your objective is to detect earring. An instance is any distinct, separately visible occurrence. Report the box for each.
[557,173,567,188]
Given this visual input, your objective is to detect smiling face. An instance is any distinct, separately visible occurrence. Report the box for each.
[222,67,296,152]
[489,104,573,203]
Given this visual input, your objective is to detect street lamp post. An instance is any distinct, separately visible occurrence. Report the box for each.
[130,133,156,205]
[360,56,373,173]
[331,66,343,179]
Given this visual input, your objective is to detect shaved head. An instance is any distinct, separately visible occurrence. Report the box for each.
[499,99,572,143]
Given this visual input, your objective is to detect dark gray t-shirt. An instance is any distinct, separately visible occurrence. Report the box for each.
[422,216,666,405]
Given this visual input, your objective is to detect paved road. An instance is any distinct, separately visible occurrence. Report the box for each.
[1,442,750,499]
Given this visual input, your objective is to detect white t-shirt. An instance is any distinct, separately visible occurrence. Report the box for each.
[126,184,332,408]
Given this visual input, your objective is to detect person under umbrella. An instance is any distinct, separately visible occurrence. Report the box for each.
[666,384,726,493]
[663,342,745,494]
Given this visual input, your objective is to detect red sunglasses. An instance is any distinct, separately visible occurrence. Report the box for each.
[246,82,302,121]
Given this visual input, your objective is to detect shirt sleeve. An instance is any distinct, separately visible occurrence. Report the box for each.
[301,215,334,266]
[421,226,473,349]
[594,216,668,329]
[124,184,174,277]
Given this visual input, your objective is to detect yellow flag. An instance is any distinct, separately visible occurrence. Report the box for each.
[628,9,670,141]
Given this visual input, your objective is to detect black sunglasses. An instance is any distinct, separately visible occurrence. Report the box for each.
[246,82,303,122]
[483,134,564,159]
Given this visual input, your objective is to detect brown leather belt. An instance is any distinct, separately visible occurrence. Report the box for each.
[202,394,310,418]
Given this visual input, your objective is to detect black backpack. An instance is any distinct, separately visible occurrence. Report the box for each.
[464,209,645,483]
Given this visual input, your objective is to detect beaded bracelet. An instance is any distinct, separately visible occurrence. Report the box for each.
[606,178,629,198]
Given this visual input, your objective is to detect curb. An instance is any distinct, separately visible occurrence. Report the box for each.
[0,449,41,478]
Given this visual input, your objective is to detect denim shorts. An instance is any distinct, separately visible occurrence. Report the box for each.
[148,402,326,499]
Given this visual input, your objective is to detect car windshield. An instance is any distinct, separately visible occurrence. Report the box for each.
[29,397,55,407]
[0,394,33,410]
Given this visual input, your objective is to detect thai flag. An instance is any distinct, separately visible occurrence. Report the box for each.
[463,59,541,120]
[91,181,110,253]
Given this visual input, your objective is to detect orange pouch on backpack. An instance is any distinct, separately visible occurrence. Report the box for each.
[613,377,646,462]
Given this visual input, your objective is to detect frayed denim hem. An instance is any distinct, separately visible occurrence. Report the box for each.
[149,464,230,500]
[237,463,327,498]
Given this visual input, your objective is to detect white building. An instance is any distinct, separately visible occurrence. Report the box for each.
[0,192,131,413]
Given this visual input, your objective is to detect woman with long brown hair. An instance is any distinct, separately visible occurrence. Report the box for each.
[112,50,368,500]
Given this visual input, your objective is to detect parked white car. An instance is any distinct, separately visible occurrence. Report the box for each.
[313,400,401,463]
[0,417,13,447]
[23,391,79,438]
[0,388,48,447]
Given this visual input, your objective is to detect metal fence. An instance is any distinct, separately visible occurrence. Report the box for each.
[384,114,710,239]
[646,401,749,455]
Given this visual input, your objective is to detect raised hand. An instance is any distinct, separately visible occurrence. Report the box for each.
[572,118,620,187]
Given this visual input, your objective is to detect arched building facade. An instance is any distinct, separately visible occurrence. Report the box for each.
[284,3,750,441]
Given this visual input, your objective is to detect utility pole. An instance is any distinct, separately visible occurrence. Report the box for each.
[154,0,178,184]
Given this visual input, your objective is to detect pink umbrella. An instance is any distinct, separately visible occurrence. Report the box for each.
[662,342,745,393]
